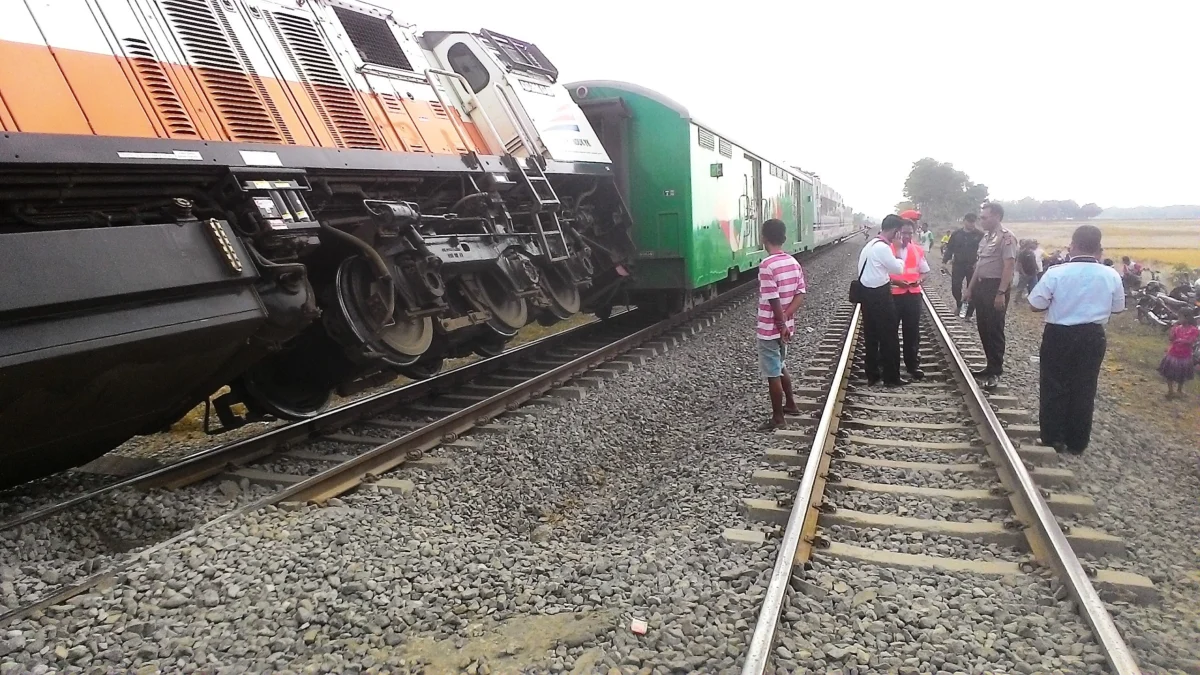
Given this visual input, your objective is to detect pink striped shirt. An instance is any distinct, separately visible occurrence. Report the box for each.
[757,252,806,339]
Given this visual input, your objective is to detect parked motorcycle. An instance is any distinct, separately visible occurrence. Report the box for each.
[1135,273,1179,329]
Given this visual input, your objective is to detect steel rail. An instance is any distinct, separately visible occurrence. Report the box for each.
[0,308,637,530]
[920,292,1140,674]
[0,284,753,629]
[281,287,750,504]
[741,304,861,675]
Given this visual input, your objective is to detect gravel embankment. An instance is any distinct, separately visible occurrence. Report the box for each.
[1,241,861,674]
[926,274,1200,674]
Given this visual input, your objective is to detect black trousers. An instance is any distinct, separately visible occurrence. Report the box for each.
[1040,323,1106,451]
[972,277,1009,376]
[860,284,901,383]
[951,263,975,316]
[894,292,923,373]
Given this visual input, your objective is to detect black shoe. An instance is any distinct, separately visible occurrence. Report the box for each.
[866,375,880,386]
[1048,441,1068,453]
[971,369,993,379]
[883,379,906,387]
[1065,446,1086,455]
[908,369,925,380]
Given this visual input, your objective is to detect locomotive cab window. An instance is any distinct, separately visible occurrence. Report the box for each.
[479,29,558,80]
[447,43,490,93]
[332,7,413,71]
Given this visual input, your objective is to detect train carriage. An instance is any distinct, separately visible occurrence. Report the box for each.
[568,80,850,314]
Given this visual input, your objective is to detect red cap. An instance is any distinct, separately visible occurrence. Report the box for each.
[899,209,921,221]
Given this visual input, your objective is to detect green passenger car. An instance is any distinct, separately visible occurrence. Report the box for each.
[568,80,825,312]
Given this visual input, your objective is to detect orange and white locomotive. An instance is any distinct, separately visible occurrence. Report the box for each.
[0,0,633,486]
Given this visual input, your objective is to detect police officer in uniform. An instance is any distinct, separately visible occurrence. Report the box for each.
[963,203,1017,389]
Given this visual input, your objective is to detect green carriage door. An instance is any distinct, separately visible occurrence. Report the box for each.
[797,179,815,248]
[745,155,763,252]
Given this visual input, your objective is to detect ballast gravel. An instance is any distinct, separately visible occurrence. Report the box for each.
[927,275,1200,673]
[2,242,867,674]
[835,462,995,492]
[830,489,1007,524]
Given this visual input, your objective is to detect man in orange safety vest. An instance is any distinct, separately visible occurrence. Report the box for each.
[892,214,931,379]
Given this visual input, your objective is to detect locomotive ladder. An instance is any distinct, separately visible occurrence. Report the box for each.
[515,156,571,262]
[424,68,572,262]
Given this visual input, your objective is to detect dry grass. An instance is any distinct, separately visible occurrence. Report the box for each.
[1008,219,1198,252]
[1099,311,1200,441]
[1010,297,1200,441]
[1007,218,1200,271]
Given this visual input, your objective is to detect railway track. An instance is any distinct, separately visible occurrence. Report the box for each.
[0,274,766,628]
[1,307,633,529]
[731,290,1157,675]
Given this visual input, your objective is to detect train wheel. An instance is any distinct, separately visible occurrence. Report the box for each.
[541,264,581,320]
[464,271,528,338]
[473,334,508,358]
[398,357,445,380]
[238,357,333,420]
[334,257,432,366]
[378,315,434,363]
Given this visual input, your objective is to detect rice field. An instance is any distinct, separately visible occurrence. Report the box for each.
[1007,219,1200,268]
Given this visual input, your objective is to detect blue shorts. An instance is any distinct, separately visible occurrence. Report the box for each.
[758,338,788,378]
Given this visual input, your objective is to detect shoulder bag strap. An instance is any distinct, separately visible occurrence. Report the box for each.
[858,240,884,281]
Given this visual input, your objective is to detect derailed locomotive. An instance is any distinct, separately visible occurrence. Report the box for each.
[0,0,634,486]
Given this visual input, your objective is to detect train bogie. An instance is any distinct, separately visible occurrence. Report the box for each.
[0,0,633,486]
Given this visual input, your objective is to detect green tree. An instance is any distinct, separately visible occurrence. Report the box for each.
[1080,203,1103,219]
[901,158,989,227]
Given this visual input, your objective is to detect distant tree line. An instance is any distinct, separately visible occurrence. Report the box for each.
[893,157,1198,225]
[991,198,1103,222]
[1094,205,1200,220]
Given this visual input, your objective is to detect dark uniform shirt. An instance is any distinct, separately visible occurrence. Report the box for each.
[941,228,985,267]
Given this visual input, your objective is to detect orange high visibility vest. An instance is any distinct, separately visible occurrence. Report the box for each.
[890,242,925,295]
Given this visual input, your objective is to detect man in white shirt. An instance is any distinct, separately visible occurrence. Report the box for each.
[1027,225,1125,454]
[856,214,906,386]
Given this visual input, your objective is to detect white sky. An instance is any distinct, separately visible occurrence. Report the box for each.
[385,0,1200,218]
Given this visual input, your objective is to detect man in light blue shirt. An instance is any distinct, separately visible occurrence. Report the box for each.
[1027,225,1125,454]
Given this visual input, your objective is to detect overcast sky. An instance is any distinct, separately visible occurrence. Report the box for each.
[386,0,1199,218]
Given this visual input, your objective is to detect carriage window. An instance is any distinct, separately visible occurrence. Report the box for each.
[447,43,489,93]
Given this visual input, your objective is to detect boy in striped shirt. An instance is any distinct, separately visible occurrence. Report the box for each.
[757,219,807,429]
